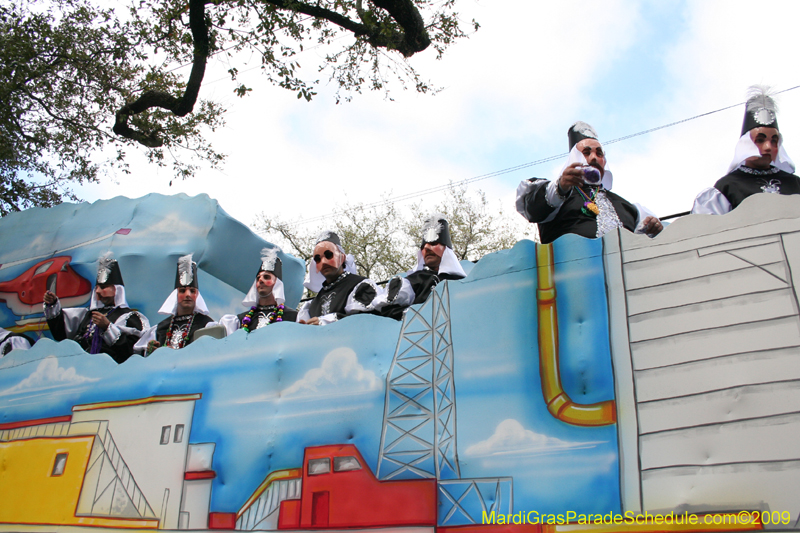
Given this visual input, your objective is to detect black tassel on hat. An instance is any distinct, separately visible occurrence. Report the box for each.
[258,247,283,281]
[314,230,342,248]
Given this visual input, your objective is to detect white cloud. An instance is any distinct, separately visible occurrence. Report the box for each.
[611,1,800,219]
[0,234,53,265]
[464,419,603,458]
[70,0,800,244]
[73,2,641,231]
[281,347,381,398]
[1,356,99,395]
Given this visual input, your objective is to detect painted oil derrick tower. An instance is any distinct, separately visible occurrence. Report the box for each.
[377,282,512,526]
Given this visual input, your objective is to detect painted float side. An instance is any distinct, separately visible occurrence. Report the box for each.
[606,192,800,522]
[0,193,797,532]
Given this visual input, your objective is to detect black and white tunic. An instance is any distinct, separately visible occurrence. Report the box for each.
[45,301,145,364]
[692,167,800,215]
[154,313,216,349]
[236,305,298,329]
[516,178,643,244]
[219,305,298,336]
[406,269,464,304]
[298,272,379,325]
[379,269,465,320]
[0,330,34,356]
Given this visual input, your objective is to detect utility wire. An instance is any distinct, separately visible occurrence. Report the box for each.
[146,10,800,227]
[285,84,800,228]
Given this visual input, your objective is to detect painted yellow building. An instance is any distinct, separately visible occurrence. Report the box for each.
[0,393,213,530]
[0,428,158,528]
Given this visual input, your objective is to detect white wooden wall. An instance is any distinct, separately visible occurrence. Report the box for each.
[605,194,800,526]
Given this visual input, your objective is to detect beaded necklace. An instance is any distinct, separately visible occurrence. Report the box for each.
[167,312,195,349]
[738,165,780,176]
[575,185,600,217]
[242,304,284,332]
[321,271,349,292]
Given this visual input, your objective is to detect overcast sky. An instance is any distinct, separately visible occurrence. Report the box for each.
[75,0,800,243]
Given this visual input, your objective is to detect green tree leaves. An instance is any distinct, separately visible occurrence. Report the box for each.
[2,0,472,215]
[255,184,531,292]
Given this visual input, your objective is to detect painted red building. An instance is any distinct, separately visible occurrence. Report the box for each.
[268,444,437,529]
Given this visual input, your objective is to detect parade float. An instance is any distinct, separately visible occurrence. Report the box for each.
[0,193,798,532]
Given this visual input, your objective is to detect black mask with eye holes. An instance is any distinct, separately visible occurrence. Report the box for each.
[313,250,335,264]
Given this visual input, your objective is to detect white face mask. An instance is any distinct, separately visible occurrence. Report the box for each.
[728,131,795,174]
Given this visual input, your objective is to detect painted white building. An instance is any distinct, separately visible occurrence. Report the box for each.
[605,194,800,524]
[181,443,217,529]
[70,394,203,528]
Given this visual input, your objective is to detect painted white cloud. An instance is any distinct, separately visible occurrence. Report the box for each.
[125,212,208,243]
[464,419,603,458]
[0,233,53,265]
[1,356,99,395]
[281,347,381,398]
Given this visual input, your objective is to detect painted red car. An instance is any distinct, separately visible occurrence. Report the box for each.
[0,256,91,316]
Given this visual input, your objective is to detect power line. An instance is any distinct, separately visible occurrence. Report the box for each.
[283,84,800,228]
[605,84,800,146]
[283,152,569,228]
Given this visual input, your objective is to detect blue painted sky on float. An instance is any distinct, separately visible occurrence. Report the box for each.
[0,194,306,334]
[0,235,620,517]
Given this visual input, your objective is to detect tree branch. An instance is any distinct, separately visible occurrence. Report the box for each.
[369,0,429,55]
[113,0,210,147]
[260,0,430,56]
[0,191,21,213]
[112,0,433,148]
[20,88,113,141]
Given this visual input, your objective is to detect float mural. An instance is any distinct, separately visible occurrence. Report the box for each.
[0,193,307,336]
[0,193,798,532]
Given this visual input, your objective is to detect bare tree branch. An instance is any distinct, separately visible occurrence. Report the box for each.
[114,0,210,146]
[114,0,436,148]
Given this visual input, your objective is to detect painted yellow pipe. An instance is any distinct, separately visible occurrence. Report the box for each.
[536,243,616,426]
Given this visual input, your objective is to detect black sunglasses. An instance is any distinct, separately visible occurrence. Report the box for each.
[313,250,335,263]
